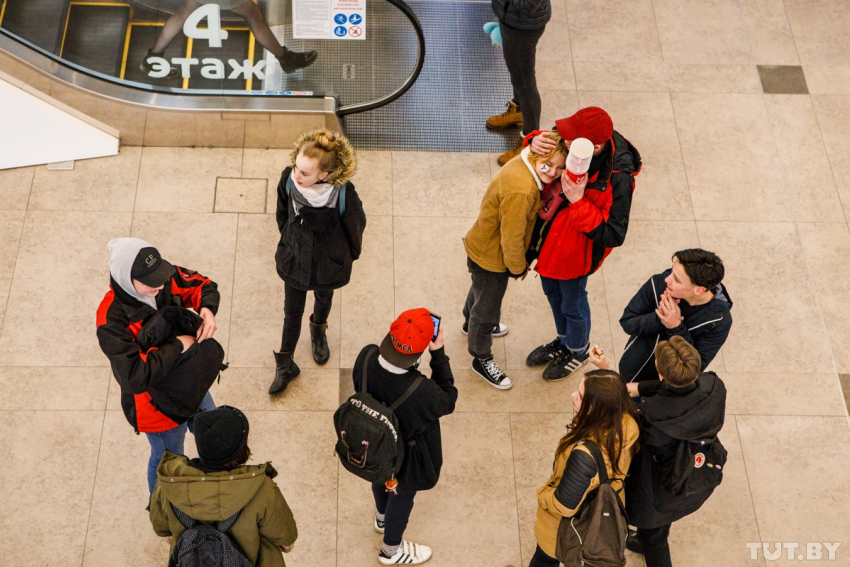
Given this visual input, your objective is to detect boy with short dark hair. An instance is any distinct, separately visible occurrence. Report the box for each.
[618,248,733,385]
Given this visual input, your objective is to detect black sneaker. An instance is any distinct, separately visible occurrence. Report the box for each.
[471,356,513,390]
[626,529,644,554]
[542,350,589,382]
[526,338,567,367]
[462,321,508,337]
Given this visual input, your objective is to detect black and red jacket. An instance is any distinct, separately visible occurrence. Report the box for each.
[525,130,642,280]
[96,267,219,433]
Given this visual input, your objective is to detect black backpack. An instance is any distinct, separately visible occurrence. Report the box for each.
[659,436,727,497]
[333,346,422,484]
[168,504,253,567]
[556,440,629,567]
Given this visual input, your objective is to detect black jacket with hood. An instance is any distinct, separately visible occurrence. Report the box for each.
[491,0,551,31]
[618,269,733,383]
[626,372,727,528]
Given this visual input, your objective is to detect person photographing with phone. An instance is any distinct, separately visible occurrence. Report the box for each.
[350,308,458,565]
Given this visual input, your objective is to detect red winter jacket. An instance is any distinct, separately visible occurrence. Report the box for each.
[96,267,219,433]
[526,130,641,280]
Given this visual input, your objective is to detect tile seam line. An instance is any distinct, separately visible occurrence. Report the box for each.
[667,92,700,223]
[223,212,240,365]
[732,415,767,567]
[79,408,108,567]
[805,96,850,225]
[508,413,524,565]
[648,0,666,63]
[0,210,26,343]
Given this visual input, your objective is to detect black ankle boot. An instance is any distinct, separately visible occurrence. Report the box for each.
[277,47,318,74]
[140,49,178,78]
[309,315,330,365]
[270,351,300,395]
[626,529,644,554]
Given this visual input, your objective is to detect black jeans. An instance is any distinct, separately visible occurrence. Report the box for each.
[528,545,559,567]
[280,282,334,352]
[638,523,673,567]
[372,482,417,547]
[463,257,511,359]
[499,21,546,136]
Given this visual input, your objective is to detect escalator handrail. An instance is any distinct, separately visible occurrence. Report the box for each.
[336,0,425,116]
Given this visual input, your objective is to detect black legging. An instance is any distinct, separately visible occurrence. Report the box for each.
[638,524,673,567]
[280,282,333,352]
[528,545,559,567]
[499,21,546,136]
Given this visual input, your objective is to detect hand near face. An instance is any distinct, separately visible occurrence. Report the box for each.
[560,173,587,204]
[530,131,556,156]
[655,290,682,329]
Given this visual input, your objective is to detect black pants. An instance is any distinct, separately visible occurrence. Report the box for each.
[280,282,334,352]
[638,523,673,567]
[463,257,511,359]
[372,482,417,547]
[528,545,559,567]
[499,21,546,136]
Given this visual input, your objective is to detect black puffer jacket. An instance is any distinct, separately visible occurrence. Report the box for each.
[275,167,367,291]
[626,372,727,528]
[491,0,551,30]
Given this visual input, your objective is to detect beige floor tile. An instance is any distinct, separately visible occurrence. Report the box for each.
[577,91,694,221]
[131,211,238,359]
[340,215,394,365]
[0,210,131,366]
[740,0,800,65]
[243,411,338,567]
[600,220,700,361]
[208,367,339,411]
[228,214,342,368]
[0,410,103,567]
[0,367,110,410]
[539,90,580,133]
[82,411,179,567]
[652,0,752,64]
[454,367,579,413]
[135,147,241,213]
[337,412,522,567]
[575,62,763,93]
[737,415,850,558]
[392,216,507,369]
[28,146,142,211]
[804,65,850,95]
[391,152,491,218]
[784,0,850,66]
[0,167,33,209]
[537,60,577,91]
[797,222,850,373]
[567,0,662,62]
[241,148,290,214]
[724,372,845,415]
[0,210,25,337]
[811,95,850,219]
[537,19,572,63]
[764,96,845,223]
[215,178,268,213]
[672,93,792,222]
[351,150,393,217]
[669,416,764,567]
[697,221,833,372]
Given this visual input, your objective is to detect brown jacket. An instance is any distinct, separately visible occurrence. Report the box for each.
[149,452,297,567]
[463,151,543,275]
[534,416,640,559]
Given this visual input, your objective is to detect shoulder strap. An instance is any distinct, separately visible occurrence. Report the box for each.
[339,186,346,216]
[170,504,198,530]
[390,376,424,411]
[360,345,379,393]
[216,509,243,533]
[581,439,609,485]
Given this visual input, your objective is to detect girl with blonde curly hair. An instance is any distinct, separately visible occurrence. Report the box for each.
[271,129,367,395]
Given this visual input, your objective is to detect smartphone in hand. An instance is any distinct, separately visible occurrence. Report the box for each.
[430,313,441,342]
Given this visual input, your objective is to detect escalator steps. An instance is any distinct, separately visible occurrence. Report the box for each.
[62,4,130,77]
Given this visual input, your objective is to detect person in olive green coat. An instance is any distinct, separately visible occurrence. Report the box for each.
[149,406,297,567]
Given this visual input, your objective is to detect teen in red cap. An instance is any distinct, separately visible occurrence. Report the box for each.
[352,308,458,565]
[522,107,643,382]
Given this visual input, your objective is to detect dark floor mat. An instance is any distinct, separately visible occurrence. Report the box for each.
[343,1,518,153]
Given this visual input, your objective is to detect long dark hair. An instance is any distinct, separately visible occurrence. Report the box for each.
[555,370,638,476]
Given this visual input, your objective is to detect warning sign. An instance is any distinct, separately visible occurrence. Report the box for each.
[293,0,366,40]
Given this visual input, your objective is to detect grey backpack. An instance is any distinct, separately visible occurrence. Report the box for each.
[168,504,254,567]
[555,440,628,567]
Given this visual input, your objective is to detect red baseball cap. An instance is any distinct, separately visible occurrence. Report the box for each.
[555,107,613,146]
[379,308,434,368]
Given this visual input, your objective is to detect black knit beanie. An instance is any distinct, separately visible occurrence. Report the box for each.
[194,406,249,469]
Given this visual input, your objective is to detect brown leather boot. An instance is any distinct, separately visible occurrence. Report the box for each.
[497,139,524,166]
[486,100,523,130]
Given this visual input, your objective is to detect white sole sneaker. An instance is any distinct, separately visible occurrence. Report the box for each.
[378,540,432,565]
[374,516,385,534]
[462,322,509,337]
[471,361,513,390]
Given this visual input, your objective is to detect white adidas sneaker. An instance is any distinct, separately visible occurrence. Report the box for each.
[377,540,432,565]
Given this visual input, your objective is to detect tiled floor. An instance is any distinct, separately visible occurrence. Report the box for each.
[2,1,850,566]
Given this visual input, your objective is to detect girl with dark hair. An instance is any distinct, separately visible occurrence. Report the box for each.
[530,369,640,567]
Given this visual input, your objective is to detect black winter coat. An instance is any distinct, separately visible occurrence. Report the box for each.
[491,0,551,30]
[275,167,367,291]
[352,345,458,492]
[618,270,733,383]
[626,372,727,528]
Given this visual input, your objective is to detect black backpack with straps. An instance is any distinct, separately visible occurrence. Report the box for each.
[168,504,253,567]
[333,346,422,484]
